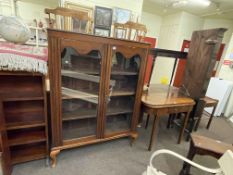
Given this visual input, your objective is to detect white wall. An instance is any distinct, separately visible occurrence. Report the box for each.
[141,11,162,38]
[203,18,233,44]
[16,1,57,25]
[63,0,144,21]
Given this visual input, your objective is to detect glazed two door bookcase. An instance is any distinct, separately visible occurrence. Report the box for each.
[48,29,150,167]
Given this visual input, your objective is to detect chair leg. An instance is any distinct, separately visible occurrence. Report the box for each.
[167,114,173,129]
[194,103,205,131]
[145,114,150,129]
[206,104,217,129]
[186,117,195,141]
[179,141,196,175]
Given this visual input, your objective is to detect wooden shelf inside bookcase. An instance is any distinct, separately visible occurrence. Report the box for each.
[63,107,133,121]
[111,70,138,76]
[8,131,46,146]
[62,87,98,104]
[62,69,116,86]
[6,121,46,130]
[11,145,46,164]
[111,89,135,96]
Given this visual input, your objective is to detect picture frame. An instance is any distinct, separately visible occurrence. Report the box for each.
[64,2,94,33]
[113,7,131,24]
[94,6,113,29]
[94,27,110,37]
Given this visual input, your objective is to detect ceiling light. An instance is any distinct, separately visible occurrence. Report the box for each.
[190,0,211,7]
[172,0,188,8]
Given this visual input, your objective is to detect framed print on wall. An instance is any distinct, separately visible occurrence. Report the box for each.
[94,6,113,29]
[113,7,131,24]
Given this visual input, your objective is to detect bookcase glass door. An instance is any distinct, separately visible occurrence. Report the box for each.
[105,48,141,135]
[61,47,102,141]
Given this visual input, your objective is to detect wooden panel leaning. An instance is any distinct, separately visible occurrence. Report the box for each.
[182,28,227,100]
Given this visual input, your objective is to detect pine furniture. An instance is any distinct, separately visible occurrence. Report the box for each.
[48,29,150,167]
[0,71,49,174]
[141,84,195,151]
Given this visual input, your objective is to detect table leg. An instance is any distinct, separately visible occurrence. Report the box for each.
[138,107,144,126]
[145,114,150,129]
[148,114,159,151]
[194,103,205,131]
[206,104,217,129]
[179,140,196,175]
[178,112,190,144]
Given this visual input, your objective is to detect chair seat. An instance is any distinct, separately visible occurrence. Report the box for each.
[191,134,233,155]
[202,96,218,106]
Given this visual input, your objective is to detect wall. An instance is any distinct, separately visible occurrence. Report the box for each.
[62,0,144,20]
[218,34,233,118]
[150,12,203,84]
[16,1,57,25]
[203,18,233,44]
[141,11,162,38]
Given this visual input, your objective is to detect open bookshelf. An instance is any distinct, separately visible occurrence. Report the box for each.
[0,72,48,166]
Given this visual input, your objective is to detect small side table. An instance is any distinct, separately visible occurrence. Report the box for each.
[194,96,218,131]
[140,84,195,151]
[180,134,233,175]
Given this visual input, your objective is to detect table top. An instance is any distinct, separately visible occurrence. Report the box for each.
[141,84,195,108]
[191,134,233,155]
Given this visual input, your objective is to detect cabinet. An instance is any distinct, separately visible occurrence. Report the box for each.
[0,72,48,169]
[48,29,150,166]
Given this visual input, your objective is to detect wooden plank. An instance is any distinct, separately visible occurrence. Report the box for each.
[62,87,98,104]
[150,48,188,59]
[183,28,227,99]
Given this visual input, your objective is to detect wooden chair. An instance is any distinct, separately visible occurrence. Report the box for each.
[45,7,93,34]
[113,21,147,42]
[180,134,233,175]
[194,96,218,131]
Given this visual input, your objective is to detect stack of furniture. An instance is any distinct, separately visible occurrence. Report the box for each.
[0,72,49,175]
[148,29,227,138]
[48,29,150,167]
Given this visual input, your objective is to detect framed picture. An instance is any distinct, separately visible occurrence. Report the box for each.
[94,28,110,37]
[64,2,94,33]
[113,7,131,24]
[94,6,113,29]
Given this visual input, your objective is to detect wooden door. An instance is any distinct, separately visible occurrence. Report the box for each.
[103,43,148,137]
[0,100,12,175]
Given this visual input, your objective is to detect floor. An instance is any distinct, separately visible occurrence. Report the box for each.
[13,115,233,175]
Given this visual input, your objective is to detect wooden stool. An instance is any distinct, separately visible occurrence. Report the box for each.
[194,96,218,131]
[180,134,233,175]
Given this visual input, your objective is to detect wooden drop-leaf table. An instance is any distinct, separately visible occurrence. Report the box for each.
[140,84,195,151]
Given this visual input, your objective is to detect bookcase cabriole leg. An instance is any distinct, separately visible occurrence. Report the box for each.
[50,149,60,168]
